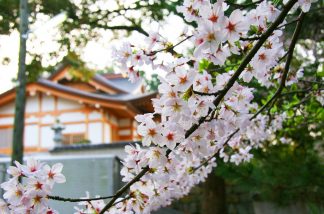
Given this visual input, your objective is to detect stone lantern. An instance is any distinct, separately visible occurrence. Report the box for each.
[51,119,65,147]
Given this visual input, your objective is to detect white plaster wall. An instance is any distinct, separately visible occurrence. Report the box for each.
[26,115,38,123]
[104,123,111,143]
[89,111,101,120]
[88,122,102,144]
[57,98,82,110]
[25,125,38,147]
[63,124,86,134]
[59,112,86,123]
[0,128,13,148]
[0,117,14,125]
[41,126,55,149]
[42,95,55,112]
[0,102,15,114]
[41,114,56,124]
[26,96,39,113]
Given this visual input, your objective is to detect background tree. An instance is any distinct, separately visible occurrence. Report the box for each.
[0,0,183,80]
[11,0,28,165]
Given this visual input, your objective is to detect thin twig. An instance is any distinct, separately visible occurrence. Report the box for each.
[194,128,239,171]
[277,17,300,29]
[282,89,312,95]
[280,87,313,96]
[48,195,115,202]
[148,35,193,56]
[278,51,289,62]
[207,63,240,72]
[192,90,221,96]
[112,195,132,207]
[289,94,312,109]
[240,36,261,41]
[300,79,324,85]
[226,0,264,8]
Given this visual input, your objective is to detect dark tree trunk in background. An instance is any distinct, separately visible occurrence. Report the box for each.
[11,0,28,165]
[202,172,227,214]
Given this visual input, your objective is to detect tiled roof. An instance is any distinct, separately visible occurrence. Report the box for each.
[38,79,156,103]
[49,63,143,94]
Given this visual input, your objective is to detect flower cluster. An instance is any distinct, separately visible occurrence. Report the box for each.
[3,0,319,213]
[106,0,313,213]
[0,159,66,213]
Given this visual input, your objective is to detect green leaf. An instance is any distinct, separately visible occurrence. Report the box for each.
[198,59,211,72]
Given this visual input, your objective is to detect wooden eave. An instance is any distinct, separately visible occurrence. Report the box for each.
[0,83,139,117]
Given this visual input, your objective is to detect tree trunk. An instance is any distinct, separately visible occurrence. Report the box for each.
[11,0,28,165]
[202,172,227,214]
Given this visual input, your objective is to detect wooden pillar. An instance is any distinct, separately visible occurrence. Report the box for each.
[37,92,42,149]
[54,96,58,116]
[85,107,89,139]
[101,110,105,143]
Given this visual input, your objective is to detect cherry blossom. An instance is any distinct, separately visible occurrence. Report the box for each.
[1,159,65,213]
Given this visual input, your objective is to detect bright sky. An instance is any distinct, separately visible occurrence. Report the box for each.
[0,12,188,94]
[0,32,20,93]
